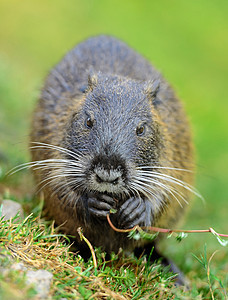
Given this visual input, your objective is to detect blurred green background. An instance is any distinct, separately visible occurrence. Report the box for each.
[0,0,227,281]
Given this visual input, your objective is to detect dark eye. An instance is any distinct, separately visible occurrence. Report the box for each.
[136,124,145,136]
[85,117,94,129]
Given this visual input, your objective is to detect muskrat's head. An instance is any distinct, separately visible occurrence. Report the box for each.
[63,72,165,200]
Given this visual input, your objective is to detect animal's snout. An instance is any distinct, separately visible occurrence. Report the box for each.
[95,168,121,185]
[88,154,128,194]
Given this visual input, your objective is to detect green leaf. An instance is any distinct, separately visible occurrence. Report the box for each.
[139,230,159,241]
[212,233,228,247]
[128,230,141,240]
[211,274,225,289]
[176,232,188,242]
[110,208,117,214]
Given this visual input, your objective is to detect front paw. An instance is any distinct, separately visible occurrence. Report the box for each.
[87,194,116,219]
[118,197,148,229]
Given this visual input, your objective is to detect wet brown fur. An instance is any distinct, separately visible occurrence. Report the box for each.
[31,36,194,254]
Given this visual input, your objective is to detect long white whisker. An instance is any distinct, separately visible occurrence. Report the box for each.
[33,165,83,173]
[37,172,83,188]
[130,182,167,210]
[133,177,187,208]
[136,172,189,193]
[132,178,166,199]
[136,170,202,200]
[128,185,141,199]
[51,179,84,196]
[131,183,156,201]
[8,158,84,175]
[36,172,84,195]
[138,170,193,187]
[138,165,193,173]
[30,142,81,160]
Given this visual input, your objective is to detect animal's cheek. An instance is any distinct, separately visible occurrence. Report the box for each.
[117,197,150,229]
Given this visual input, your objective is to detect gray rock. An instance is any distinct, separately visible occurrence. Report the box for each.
[11,262,28,272]
[0,257,53,299]
[26,269,53,299]
[0,262,28,277]
[1,199,24,221]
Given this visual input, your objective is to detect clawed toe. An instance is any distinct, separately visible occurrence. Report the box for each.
[118,197,147,228]
[87,195,116,219]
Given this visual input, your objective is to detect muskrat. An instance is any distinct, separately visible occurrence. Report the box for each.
[30,35,195,269]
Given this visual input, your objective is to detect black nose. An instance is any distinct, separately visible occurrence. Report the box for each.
[91,153,126,187]
[96,174,119,185]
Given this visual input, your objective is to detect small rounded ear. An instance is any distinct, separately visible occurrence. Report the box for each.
[79,69,98,93]
[88,71,98,91]
[144,79,160,99]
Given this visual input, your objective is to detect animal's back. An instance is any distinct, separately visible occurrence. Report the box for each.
[42,36,160,106]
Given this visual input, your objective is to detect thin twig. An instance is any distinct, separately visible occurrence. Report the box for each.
[107,214,139,233]
[106,214,228,237]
